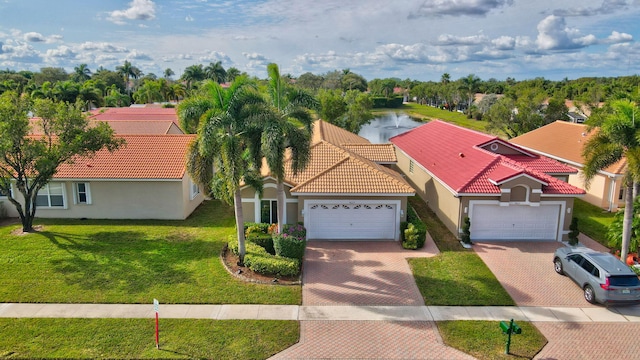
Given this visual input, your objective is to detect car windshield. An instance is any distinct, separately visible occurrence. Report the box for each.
[609,275,640,287]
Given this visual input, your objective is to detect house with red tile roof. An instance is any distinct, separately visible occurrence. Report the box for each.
[390,120,584,242]
[511,121,626,211]
[240,120,415,241]
[2,135,204,220]
[87,107,183,133]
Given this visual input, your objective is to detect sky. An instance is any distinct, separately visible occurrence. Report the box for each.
[1,0,640,82]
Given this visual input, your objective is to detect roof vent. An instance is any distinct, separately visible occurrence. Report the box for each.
[581,132,586,137]
[459,152,465,158]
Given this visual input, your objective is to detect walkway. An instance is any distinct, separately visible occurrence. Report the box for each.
[1,303,639,322]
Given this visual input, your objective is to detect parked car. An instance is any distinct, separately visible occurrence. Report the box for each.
[553,246,640,305]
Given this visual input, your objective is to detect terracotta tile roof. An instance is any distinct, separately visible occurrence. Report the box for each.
[510,121,626,175]
[88,107,179,123]
[286,141,414,194]
[341,144,397,163]
[96,120,180,134]
[312,120,370,145]
[390,120,584,196]
[54,135,195,180]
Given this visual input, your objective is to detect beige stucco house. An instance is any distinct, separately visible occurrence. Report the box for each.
[390,120,585,242]
[1,135,203,220]
[511,121,626,211]
[241,120,415,241]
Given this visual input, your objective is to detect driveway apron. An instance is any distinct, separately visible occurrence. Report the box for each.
[271,238,474,360]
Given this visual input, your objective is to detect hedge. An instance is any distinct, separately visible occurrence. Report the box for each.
[243,222,270,234]
[228,238,300,277]
[402,205,427,249]
[247,233,275,255]
[372,96,404,109]
[273,234,306,261]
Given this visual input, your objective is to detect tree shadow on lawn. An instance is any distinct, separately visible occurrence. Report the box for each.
[36,229,215,296]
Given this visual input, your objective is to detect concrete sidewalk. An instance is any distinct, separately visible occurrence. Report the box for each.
[1,303,638,322]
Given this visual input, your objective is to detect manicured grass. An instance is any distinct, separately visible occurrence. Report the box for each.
[0,200,301,304]
[408,197,515,306]
[384,103,491,133]
[0,318,298,359]
[438,321,547,360]
[572,198,615,248]
[410,252,514,306]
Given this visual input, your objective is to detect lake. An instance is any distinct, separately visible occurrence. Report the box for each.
[358,112,425,144]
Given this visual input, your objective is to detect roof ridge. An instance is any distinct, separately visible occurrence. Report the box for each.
[290,156,349,192]
[433,119,495,141]
[457,156,503,192]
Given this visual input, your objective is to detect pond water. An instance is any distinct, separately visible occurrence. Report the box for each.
[358,112,425,144]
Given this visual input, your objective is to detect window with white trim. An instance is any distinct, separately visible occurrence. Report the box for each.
[409,160,414,174]
[74,182,92,205]
[190,179,200,200]
[36,183,65,208]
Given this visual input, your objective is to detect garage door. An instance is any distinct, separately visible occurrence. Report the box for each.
[470,204,560,241]
[306,202,397,240]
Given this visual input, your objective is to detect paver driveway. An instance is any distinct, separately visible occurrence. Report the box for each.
[272,238,473,360]
[473,235,609,307]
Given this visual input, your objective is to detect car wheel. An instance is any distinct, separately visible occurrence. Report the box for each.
[554,257,564,275]
[584,285,597,304]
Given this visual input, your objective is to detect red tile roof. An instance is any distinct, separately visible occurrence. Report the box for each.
[54,135,195,180]
[390,120,584,195]
[88,107,179,123]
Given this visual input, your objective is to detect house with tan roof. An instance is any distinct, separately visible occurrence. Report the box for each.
[87,107,184,134]
[511,120,626,211]
[240,120,415,241]
[2,135,204,220]
[391,120,584,242]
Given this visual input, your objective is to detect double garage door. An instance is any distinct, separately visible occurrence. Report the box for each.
[306,202,398,240]
[470,204,560,241]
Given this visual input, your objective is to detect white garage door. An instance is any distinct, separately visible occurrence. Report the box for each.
[470,204,560,241]
[306,202,397,240]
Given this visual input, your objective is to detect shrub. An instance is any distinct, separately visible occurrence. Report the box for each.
[245,224,267,238]
[461,217,472,245]
[273,234,306,261]
[406,205,427,248]
[568,217,579,246]
[403,223,419,249]
[248,233,275,255]
[400,221,409,241]
[282,223,307,240]
[228,238,300,277]
[243,222,270,234]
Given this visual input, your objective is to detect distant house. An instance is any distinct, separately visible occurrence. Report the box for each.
[511,121,626,211]
[240,120,415,241]
[567,112,586,124]
[391,120,584,242]
[1,135,203,220]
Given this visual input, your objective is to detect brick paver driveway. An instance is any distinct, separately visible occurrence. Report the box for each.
[272,239,474,360]
[473,235,609,307]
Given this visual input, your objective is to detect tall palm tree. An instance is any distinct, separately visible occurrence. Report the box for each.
[187,77,267,264]
[262,63,317,233]
[459,74,481,116]
[163,68,175,79]
[181,64,206,90]
[116,60,135,87]
[72,64,91,83]
[441,73,451,84]
[226,67,241,83]
[205,61,227,84]
[583,99,640,261]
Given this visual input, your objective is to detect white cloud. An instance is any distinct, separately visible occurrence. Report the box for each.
[535,15,597,51]
[79,42,128,53]
[199,50,231,63]
[436,34,488,46]
[108,0,157,25]
[606,31,633,43]
[409,0,514,18]
[185,15,194,22]
[492,36,515,50]
[23,32,45,42]
[242,52,267,61]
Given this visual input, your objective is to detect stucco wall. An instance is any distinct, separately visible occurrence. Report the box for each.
[568,171,622,211]
[2,177,202,220]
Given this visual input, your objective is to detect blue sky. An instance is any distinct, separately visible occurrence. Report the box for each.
[1,0,639,82]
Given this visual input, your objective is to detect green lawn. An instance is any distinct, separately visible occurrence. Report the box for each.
[572,198,616,248]
[0,318,298,359]
[374,103,491,133]
[0,200,301,304]
[438,321,547,360]
[407,197,515,306]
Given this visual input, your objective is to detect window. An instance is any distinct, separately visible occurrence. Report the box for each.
[74,183,91,204]
[189,179,200,200]
[619,189,624,201]
[409,160,414,174]
[261,200,278,224]
[36,183,65,208]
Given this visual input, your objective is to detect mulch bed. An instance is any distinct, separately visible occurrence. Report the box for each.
[221,246,302,285]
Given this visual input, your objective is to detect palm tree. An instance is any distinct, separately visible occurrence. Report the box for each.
[226,67,241,83]
[116,60,135,88]
[459,74,481,116]
[583,99,640,261]
[181,64,206,90]
[205,61,227,84]
[164,68,175,79]
[441,73,451,85]
[186,76,267,264]
[262,63,316,233]
[72,64,91,83]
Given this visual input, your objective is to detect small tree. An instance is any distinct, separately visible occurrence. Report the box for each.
[568,217,579,246]
[0,93,123,232]
[461,217,472,244]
